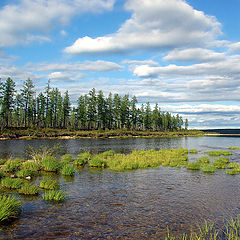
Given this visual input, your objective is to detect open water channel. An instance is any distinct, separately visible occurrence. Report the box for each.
[0,136,240,239]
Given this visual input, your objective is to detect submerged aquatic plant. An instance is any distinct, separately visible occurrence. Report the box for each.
[42,190,66,202]
[0,195,21,223]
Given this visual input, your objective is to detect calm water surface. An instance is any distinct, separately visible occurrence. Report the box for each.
[0,136,240,239]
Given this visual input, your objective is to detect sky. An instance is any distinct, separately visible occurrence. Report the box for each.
[1,0,240,129]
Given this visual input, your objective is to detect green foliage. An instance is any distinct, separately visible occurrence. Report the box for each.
[18,183,39,195]
[189,149,197,154]
[0,195,21,223]
[41,156,60,172]
[42,190,66,202]
[227,162,240,169]
[89,157,107,168]
[61,154,73,163]
[198,157,210,164]
[60,164,75,176]
[0,170,5,179]
[206,150,232,156]
[2,158,24,173]
[16,169,35,178]
[1,177,25,189]
[39,178,59,190]
[78,151,91,161]
[21,161,40,172]
[213,157,230,169]
[0,159,7,165]
[202,164,215,173]
[187,162,201,171]
[74,158,87,166]
[228,147,240,150]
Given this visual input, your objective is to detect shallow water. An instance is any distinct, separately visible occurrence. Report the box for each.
[0,136,240,239]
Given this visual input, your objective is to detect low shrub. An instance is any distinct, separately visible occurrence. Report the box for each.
[60,164,75,176]
[39,178,59,190]
[0,195,21,223]
[41,156,60,172]
[18,183,39,195]
[187,162,201,171]
[1,177,25,189]
[42,190,66,202]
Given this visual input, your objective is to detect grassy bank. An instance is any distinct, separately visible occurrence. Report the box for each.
[0,128,203,140]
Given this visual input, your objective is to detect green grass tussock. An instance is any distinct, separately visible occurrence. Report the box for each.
[42,190,66,202]
[2,158,24,173]
[198,157,210,164]
[202,164,215,173]
[60,164,75,176]
[228,147,240,150]
[21,161,40,172]
[1,177,25,189]
[61,154,74,163]
[41,156,60,172]
[18,183,39,195]
[16,169,36,178]
[187,162,201,171]
[227,162,240,169]
[189,149,198,154]
[206,150,232,156]
[89,157,107,168]
[0,195,21,223]
[39,178,59,190]
[213,157,230,169]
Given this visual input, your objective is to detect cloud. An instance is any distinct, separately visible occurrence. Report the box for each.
[133,55,240,78]
[60,30,67,37]
[48,71,84,83]
[163,48,225,63]
[228,42,240,53]
[64,0,221,54]
[0,0,115,47]
[29,60,123,72]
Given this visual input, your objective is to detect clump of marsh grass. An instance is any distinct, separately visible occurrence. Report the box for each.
[18,183,39,195]
[228,147,240,150]
[0,159,7,165]
[0,195,21,223]
[198,157,210,164]
[39,178,59,190]
[206,150,232,157]
[227,162,240,169]
[187,162,201,171]
[2,158,24,173]
[89,157,107,168]
[41,156,60,172]
[189,149,198,154]
[78,151,91,161]
[0,170,5,179]
[202,164,215,173]
[1,177,25,189]
[61,154,73,163]
[213,157,229,169]
[42,190,66,202]
[16,169,36,178]
[60,164,75,176]
[74,158,88,166]
[21,161,40,172]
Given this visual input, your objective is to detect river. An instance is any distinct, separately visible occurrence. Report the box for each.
[0,136,240,239]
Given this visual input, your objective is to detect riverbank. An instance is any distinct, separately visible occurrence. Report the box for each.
[0,128,204,140]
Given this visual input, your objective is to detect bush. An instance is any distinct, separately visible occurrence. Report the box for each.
[187,162,201,171]
[1,177,25,189]
[39,178,59,190]
[18,183,39,195]
[42,190,66,202]
[41,156,60,172]
[0,195,21,223]
[60,164,75,176]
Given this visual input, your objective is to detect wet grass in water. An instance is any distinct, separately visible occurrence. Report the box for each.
[1,178,25,189]
[0,195,21,223]
[21,161,40,172]
[60,164,75,176]
[42,190,66,202]
[228,147,240,150]
[16,169,36,178]
[18,183,39,195]
[206,150,232,157]
[41,156,61,172]
[61,154,74,163]
[202,164,215,173]
[39,178,59,190]
[187,162,201,171]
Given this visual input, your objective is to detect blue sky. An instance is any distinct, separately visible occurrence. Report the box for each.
[1,0,240,129]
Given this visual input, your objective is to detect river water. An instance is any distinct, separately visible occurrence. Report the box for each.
[0,136,240,239]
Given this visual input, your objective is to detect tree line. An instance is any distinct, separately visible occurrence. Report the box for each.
[0,77,188,131]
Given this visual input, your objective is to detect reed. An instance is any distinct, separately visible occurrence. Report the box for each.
[1,177,25,189]
[42,190,66,201]
[39,178,59,190]
[41,156,60,172]
[18,183,39,195]
[60,164,75,176]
